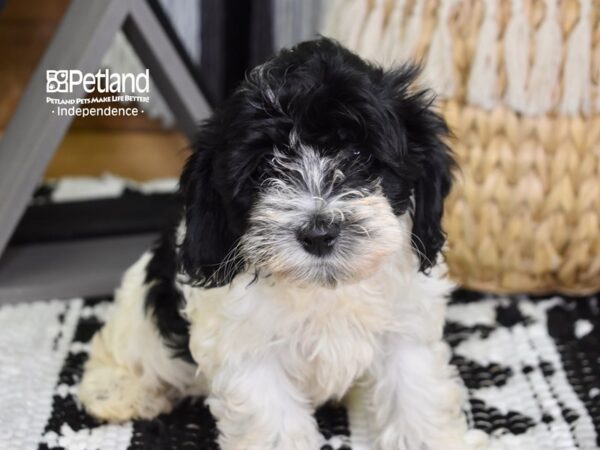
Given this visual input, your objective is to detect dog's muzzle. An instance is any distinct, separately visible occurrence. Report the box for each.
[296,222,341,257]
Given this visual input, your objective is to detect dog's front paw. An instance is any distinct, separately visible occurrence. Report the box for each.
[218,418,321,450]
[464,429,492,450]
[376,427,490,450]
[272,427,322,450]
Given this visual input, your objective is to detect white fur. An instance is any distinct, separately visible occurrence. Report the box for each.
[240,145,404,287]
[80,141,481,449]
[79,244,482,449]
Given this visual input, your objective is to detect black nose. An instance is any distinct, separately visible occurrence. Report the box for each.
[297,225,340,256]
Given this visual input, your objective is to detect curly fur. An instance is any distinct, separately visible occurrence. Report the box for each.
[79,38,488,450]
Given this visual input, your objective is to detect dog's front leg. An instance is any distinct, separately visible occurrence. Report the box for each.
[358,338,486,450]
[206,356,321,450]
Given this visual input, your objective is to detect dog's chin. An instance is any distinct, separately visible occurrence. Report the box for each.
[258,251,391,289]
[268,269,350,289]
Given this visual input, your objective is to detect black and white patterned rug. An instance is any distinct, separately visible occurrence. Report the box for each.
[0,291,598,450]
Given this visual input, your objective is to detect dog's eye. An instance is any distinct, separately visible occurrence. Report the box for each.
[352,149,362,156]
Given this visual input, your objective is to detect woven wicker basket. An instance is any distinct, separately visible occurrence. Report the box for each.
[324,0,600,294]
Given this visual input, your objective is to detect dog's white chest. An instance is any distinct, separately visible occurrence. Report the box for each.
[270,282,395,405]
[280,306,383,404]
[184,273,395,405]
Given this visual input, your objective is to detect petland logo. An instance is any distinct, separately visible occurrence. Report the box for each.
[46,69,149,94]
[46,69,150,117]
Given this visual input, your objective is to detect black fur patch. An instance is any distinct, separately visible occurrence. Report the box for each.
[145,228,194,363]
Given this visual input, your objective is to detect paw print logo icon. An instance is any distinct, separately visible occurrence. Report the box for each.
[46,70,69,93]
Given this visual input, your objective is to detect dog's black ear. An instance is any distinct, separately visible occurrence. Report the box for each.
[178,118,240,287]
[381,66,455,272]
[409,124,454,273]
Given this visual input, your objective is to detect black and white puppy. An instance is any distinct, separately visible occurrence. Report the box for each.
[80,38,486,450]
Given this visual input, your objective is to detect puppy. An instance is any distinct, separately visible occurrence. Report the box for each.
[79,38,479,450]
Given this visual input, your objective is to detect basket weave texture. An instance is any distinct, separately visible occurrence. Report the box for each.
[324,0,600,294]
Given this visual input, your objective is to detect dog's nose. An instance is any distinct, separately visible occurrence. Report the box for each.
[297,225,340,256]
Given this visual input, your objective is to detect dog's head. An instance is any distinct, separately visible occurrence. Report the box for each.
[179,38,454,288]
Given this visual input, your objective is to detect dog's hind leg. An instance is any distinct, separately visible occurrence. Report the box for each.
[79,330,179,421]
[79,252,201,422]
